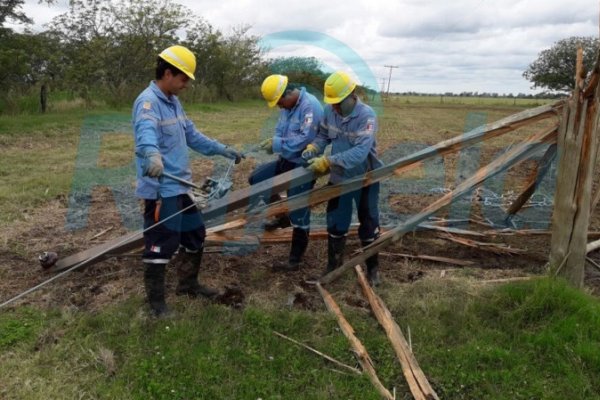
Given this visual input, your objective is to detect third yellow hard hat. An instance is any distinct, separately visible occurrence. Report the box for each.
[261,74,288,108]
[323,71,356,104]
[159,45,196,80]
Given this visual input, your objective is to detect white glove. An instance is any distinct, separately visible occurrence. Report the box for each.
[144,153,164,177]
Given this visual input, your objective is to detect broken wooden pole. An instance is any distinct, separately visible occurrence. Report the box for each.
[320,126,557,285]
[316,283,394,400]
[549,46,600,287]
[355,265,439,400]
[505,143,557,218]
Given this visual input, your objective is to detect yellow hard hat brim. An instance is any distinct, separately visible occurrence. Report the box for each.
[324,95,346,104]
[183,70,195,80]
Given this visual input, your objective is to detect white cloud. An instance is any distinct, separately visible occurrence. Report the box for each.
[14,0,600,94]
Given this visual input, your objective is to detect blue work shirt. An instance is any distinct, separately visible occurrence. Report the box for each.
[133,81,228,199]
[313,99,383,184]
[271,87,323,164]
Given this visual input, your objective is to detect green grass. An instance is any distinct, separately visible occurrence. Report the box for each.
[388,95,556,107]
[381,277,600,399]
[0,300,400,399]
[0,101,270,223]
[1,278,599,399]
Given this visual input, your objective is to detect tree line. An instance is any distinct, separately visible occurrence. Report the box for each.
[0,0,331,113]
[1,0,597,114]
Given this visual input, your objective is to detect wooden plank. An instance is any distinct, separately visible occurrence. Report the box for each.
[436,233,526,255]
[316,283,394,400]
[506,143,557,217]
[379,252,475,267]
[320,127,558,285]
[355,265,439,400]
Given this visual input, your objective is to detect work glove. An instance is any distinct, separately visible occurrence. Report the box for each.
[222,146,245,164]
[260,138,274,154]
[306,155,330,174]
[301,143,320,161]
[144,152,164,178]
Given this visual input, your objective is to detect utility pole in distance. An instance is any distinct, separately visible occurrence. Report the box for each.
[384,65,399,97]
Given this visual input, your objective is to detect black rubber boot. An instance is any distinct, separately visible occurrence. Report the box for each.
[175,249,219,298]
[144,263,169,317]
[361,241,381,287]
[325,235,347,275]
[273,228,309,272]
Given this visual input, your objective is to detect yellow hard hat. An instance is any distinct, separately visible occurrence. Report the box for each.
[323,71,357,104]
[261,74,288,108]
[159,45,196,80]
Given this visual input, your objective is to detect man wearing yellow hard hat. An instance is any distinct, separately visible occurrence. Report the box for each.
[248,74,323,272]
[132,45,244,317]
[302,71,383,286]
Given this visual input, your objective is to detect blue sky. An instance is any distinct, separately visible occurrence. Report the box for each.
[10,0,599,94]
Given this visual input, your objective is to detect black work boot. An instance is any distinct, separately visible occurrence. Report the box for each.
[144,263,169,317]
[325,235,347,275]
[175,249,219,299]
[361,241,381,287]
[273,228,309,272]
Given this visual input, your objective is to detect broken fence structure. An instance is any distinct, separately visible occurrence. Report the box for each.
[21,46,600,400]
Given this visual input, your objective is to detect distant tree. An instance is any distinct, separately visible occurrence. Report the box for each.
[185,23,265,101]
[0,28,63,111]
[268,56,328,94]
[49,0,189,103]
[0,0,32,26]
[0,0,55,27]
[523,36,599,93]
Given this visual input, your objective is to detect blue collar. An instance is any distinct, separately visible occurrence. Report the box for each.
[150,81,175,104]
[289,87,306,113]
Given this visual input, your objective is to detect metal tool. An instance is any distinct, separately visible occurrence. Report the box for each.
[161,172,203,190]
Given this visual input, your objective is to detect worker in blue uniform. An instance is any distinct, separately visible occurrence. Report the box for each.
[133,45,244,316]
[303,71,383,286]
[249,74,323,272]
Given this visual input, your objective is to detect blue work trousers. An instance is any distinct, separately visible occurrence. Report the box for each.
[248,157,314,230]
[326,182,380,241]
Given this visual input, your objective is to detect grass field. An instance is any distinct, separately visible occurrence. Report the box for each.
[2,97,600,399]
[1,277,599,399]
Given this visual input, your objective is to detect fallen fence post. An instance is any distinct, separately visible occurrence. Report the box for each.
[317,283,394,400]
[355,265,439,400]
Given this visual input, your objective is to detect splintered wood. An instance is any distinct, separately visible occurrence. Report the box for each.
[355,265,439,400]
[551,46,600,287]
[315,269,439,400]
[317,283,395,400]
